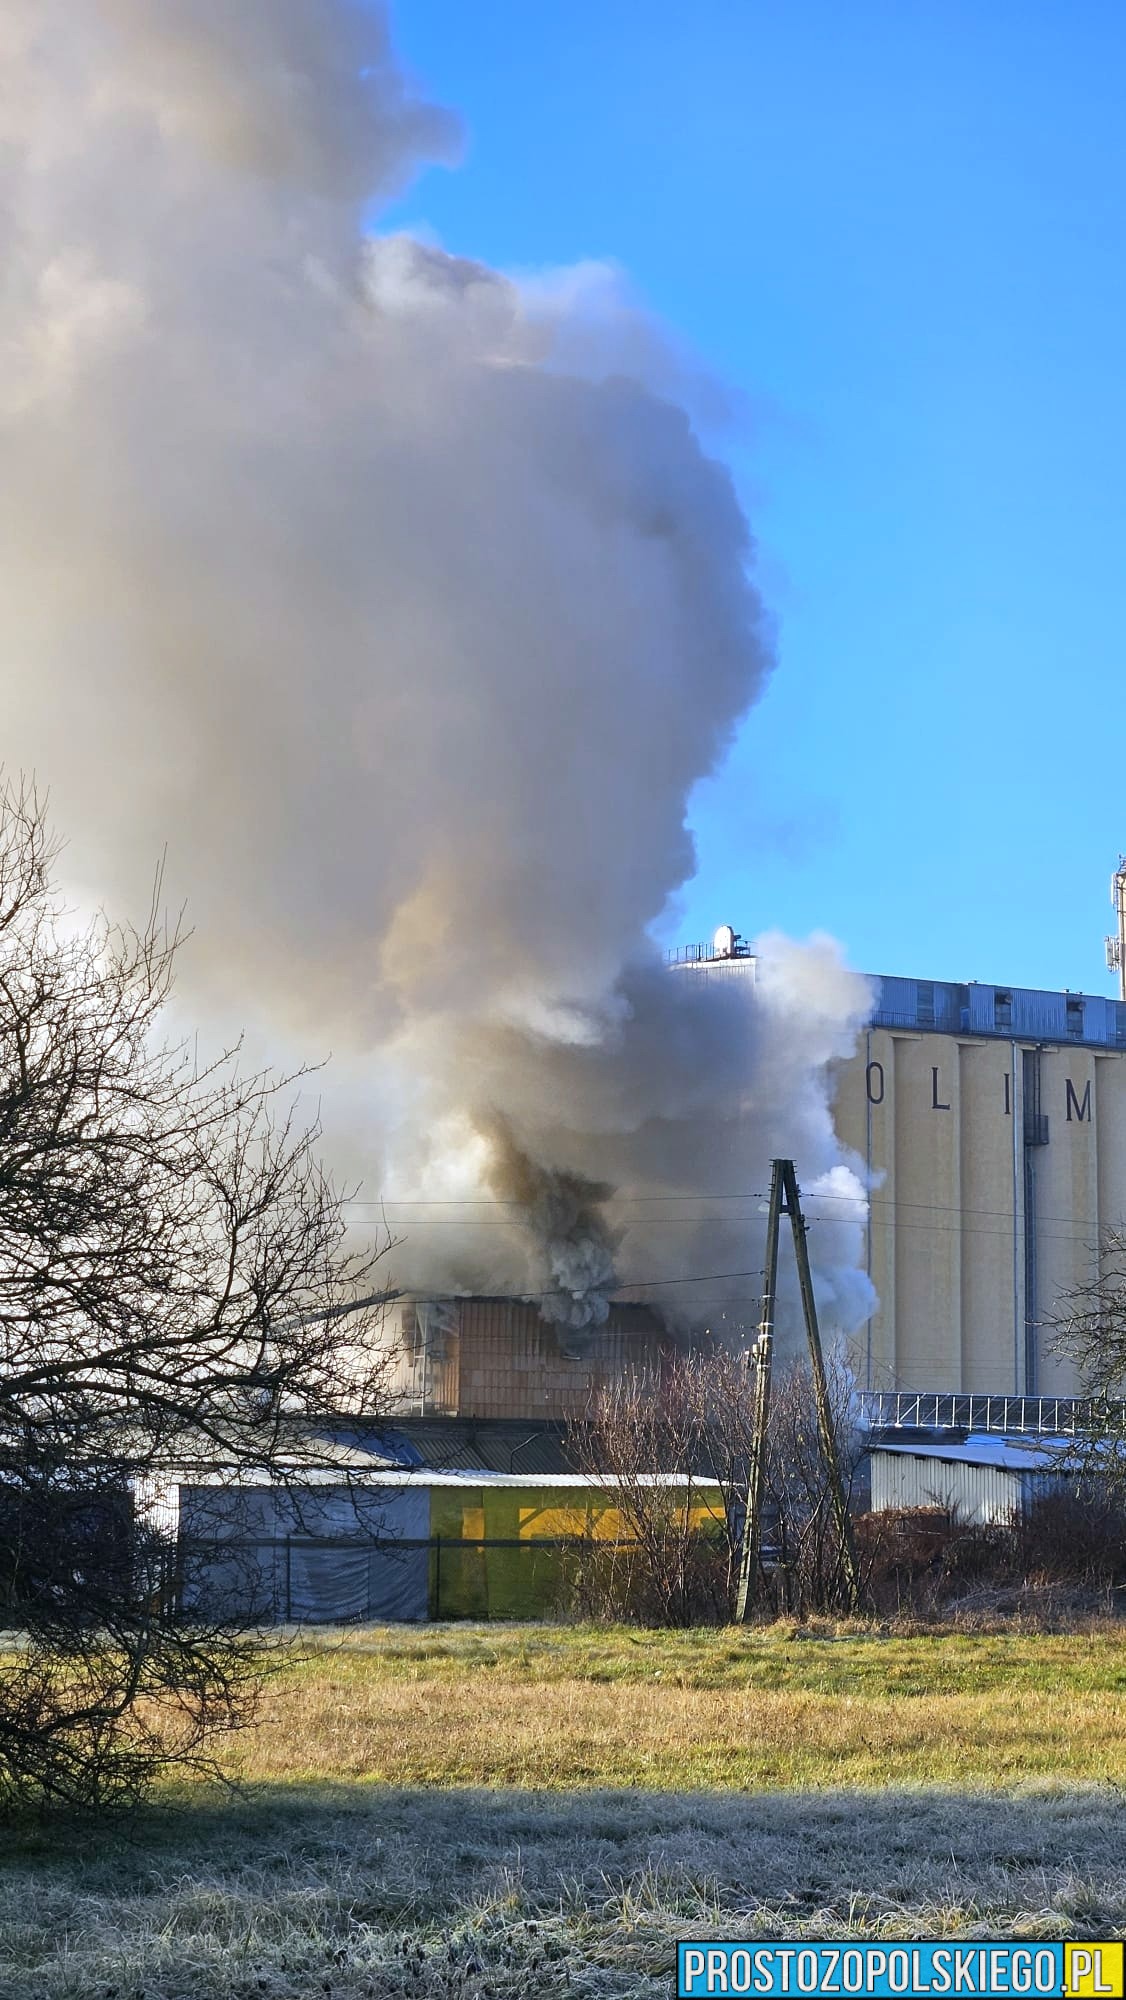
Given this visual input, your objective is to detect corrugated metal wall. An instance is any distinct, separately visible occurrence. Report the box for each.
[381,1304,460,1414]
[869,1451,1022,1524]
[867,977,1126,1048]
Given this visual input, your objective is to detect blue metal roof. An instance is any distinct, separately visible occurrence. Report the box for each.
[869,976,1126,1048]
[669,944,1126,1048]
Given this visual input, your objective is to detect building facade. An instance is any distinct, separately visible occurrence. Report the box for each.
[868,1435,1077,1526]
[683,939,1126,1395]
[383,1297,671,1420]
[834,975,1126,1395]
[380,955,1126,1414]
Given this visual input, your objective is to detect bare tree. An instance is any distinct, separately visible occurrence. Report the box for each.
[676,1345,865,1617]
[0,777,390,1809]
[568,1363,726,1626]
[570,1344,865,1625]
[1043,1236,1126,1521]
[1050,1230,1126,1404]
[754,1353,866,1614]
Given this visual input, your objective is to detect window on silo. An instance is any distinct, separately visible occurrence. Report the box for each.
[916,980,935,1026]
[1066,996,1084,1040]
[994,991,1012,1031]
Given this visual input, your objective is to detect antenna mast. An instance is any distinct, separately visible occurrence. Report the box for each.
[1107,857,1126,1003]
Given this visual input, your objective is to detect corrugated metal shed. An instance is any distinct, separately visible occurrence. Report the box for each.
[870,1434,1082,1525]
[874,1435,1073,1470]
[164,1468,725,1625]
[871,1450,1021,1524]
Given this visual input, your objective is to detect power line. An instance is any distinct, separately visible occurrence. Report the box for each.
[386,1267,767,1306]
[343,1187,1112,1230]
[608,1267,766,1292]
[346,1208,1110,1250]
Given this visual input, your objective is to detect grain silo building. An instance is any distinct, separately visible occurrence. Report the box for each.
[677,934,1126,1397]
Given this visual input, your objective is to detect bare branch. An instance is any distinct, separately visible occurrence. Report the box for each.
[0,779,393,1810]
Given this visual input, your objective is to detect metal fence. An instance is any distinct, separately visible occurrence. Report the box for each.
[858,1391,1125,1436]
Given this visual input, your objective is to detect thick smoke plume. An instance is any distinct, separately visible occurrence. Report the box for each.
[483,1119,619,1336]
[1,0,875,1353]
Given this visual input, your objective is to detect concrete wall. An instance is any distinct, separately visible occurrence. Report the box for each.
[833,1029,1126,1395]
[675,953,1126,1394]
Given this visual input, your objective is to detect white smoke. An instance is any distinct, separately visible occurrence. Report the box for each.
[0,0,875,1353]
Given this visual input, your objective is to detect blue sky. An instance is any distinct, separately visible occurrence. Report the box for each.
[383,1,1126,995]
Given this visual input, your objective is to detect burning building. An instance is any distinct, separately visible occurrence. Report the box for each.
[382,1296,671,1421]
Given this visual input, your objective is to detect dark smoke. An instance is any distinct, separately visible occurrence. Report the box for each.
[482,1118,619,1333]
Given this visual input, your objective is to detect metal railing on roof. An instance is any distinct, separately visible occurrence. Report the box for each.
[666,943,754,965]
[858,1391,1125,1437]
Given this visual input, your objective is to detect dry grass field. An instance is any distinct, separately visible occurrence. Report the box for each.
[1,1623,1125,1999]
[229,1623,1126,1790]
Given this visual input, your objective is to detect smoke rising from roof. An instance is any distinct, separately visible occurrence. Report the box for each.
[1,0,874,1349]
[482,1119,620,1336]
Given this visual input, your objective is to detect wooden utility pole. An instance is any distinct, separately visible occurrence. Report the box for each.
[734,1162,782,1622]
[735,1158,860,1619]
[782,1159,861,1610]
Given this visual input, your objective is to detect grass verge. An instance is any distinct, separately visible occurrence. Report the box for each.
[223,1620,1126,1790]
[1,1623,1124,1997]
[1,1785,1123,1998]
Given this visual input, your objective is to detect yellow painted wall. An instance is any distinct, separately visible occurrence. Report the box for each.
[429,1483,725,1618]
